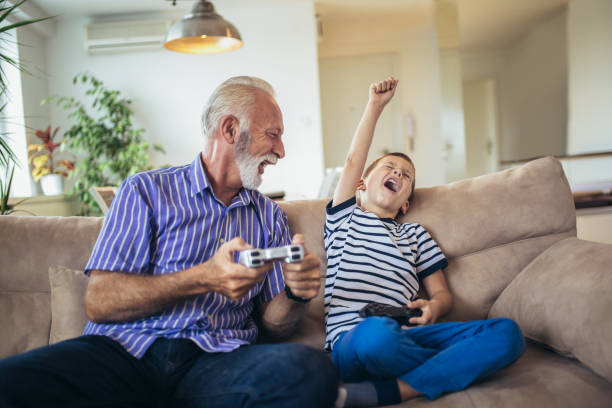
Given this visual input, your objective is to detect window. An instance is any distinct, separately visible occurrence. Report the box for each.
[0,25,31,197]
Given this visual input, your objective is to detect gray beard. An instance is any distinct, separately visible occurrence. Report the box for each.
[234,130,276,190]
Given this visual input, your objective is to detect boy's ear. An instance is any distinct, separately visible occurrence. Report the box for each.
[356,179,366,191]
[399,200,410,216]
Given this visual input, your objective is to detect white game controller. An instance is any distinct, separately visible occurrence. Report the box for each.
[238,244,304,267]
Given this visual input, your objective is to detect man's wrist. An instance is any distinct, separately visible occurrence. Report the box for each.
[183,262,212,296]
[284,286,311,303]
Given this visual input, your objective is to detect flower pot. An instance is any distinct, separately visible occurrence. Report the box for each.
[40,174,63,196]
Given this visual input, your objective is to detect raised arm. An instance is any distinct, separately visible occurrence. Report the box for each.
[332,77,399,206]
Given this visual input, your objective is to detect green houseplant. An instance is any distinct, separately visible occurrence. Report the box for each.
[0,0,52,214]
[44,73,165,215]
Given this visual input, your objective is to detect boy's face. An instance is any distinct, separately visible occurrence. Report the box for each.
[359,156,415,218]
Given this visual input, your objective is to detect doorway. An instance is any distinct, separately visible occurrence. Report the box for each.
[463,78,499,177]
[319,52,402,170]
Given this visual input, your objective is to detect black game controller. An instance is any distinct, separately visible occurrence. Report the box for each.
[359,302,423,326]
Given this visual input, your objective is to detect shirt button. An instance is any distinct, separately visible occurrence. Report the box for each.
[219,238,225,244]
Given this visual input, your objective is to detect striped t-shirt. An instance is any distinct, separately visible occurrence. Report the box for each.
[324,196,448,350]
[83,154,291,358]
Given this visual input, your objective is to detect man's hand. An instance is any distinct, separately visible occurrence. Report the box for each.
[368,77,398,109]
[200,237,272,301]
[282,234,322,301]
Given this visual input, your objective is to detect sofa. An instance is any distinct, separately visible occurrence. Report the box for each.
[1,156,611,407]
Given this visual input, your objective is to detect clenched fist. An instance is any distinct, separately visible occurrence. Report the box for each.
[369,77,398,109]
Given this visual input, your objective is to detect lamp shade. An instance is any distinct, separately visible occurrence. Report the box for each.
[164,0,243,54]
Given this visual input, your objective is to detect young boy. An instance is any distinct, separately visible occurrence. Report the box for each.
[325,78,525,408]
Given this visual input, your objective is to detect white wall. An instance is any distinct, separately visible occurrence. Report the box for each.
[461,9,567,163]
[438,49,466,182]
[317,4,446,188]
[563,0,612,188]
[463,78,498,178]
[39,2,323,199]
[567,0,612,155]
[502,9,567,161]
[319,53,402,170]
[463,3,612,190]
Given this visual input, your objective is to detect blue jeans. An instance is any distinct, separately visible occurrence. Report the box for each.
[332,317,525,400]
[0,335,339,407]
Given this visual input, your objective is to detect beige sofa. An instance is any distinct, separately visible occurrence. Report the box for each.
[1,157,611,407]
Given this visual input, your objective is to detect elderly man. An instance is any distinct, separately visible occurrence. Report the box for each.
[0,77,339,407]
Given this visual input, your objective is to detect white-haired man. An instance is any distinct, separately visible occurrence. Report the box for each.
[0,77,339,407]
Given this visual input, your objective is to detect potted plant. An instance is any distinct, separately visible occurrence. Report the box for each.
[27,125,74,195]
[44,73,165,215]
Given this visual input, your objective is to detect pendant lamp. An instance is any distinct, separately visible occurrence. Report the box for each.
[164,0,243,54]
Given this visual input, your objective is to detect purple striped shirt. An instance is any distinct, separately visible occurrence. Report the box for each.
[83,154,291,358]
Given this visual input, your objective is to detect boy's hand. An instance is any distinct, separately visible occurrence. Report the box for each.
[369,77,398,109]
[404,298,438,327]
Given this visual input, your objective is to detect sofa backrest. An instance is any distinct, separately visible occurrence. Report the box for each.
[0,156,576,356]
[0,216,103,357]
[278,156,577,347]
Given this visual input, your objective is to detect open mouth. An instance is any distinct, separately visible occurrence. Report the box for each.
[258,159,276,174]
[384,178,399,192]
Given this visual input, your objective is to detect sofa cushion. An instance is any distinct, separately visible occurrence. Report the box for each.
[49,265,89,344]
[442,232,574,322]
[489,237,612,383]
[0,291,50,358]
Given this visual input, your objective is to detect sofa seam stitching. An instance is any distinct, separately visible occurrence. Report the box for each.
[448,230,576,262]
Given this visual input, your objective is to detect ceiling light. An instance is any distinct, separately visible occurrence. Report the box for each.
[164,0,243,54]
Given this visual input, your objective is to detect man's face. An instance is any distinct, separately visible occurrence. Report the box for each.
[362,156,415,216]
[234,92,285,189]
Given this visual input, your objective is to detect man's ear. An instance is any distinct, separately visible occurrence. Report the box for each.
[399,200,410,216]
[220,115,239,143]
[356,179,366,191]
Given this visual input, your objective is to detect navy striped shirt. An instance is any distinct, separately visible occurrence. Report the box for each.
[323,197,448,350]
[83,154,291,358]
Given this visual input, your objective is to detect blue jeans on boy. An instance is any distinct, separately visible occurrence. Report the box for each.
[0,335,339,408]
[332,317,525,400]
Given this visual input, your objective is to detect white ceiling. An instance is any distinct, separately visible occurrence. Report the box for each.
[31,0,193,16]
[458,0,569,51]
[30,0,571,51]
[30,0,419,17]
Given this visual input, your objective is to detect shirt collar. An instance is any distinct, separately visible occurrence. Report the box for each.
[189,153,210,196]
[189,153,252,207]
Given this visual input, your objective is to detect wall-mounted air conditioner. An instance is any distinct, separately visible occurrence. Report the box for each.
[84,20,172,55]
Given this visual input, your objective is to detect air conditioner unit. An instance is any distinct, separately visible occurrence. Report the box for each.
[84,20,172,54]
